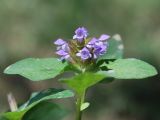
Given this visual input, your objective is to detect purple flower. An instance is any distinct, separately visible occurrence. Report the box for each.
[73,27,88,42]
[54,39,70,60]
[76,47,92,60]
[86,34,109,59]
[56,49,68,56]
[86,37,98,48]
[93,43,107,59]
[98,34,110,41]
[56,49,70,60]
[54,39,66,45]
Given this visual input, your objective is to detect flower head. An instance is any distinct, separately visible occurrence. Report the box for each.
[54,27,110,66]
[73,27,88,42]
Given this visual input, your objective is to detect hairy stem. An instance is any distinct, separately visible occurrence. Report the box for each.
[76,91,86,120]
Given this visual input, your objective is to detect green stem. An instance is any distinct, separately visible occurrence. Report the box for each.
[76,91,85,120]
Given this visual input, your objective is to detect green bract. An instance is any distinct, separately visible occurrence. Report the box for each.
[60,73,107,95]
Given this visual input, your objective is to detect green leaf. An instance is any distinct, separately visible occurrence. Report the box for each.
[60,73,106,95]
[101,58,157,79]
[80,102,90,111]
[99,77,114,84]
[1,88,74,120]
[0,116,7,120]
[23,101,67,120]
[1,102,67,120]
[63,63,81,73]
[0,110,27,120]
[25,88,74,108]
[4,58,67,81]
[97,34,124,62]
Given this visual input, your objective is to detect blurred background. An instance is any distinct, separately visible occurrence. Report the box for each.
[0,0,160,120]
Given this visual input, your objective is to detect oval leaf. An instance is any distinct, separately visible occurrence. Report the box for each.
[4,58,67,81]
[0,110,27,120]
[102,58,157,79]
[23,102,67,120]
[1,102,67,120]
[80,102,90,111]
[26,88,74,107]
